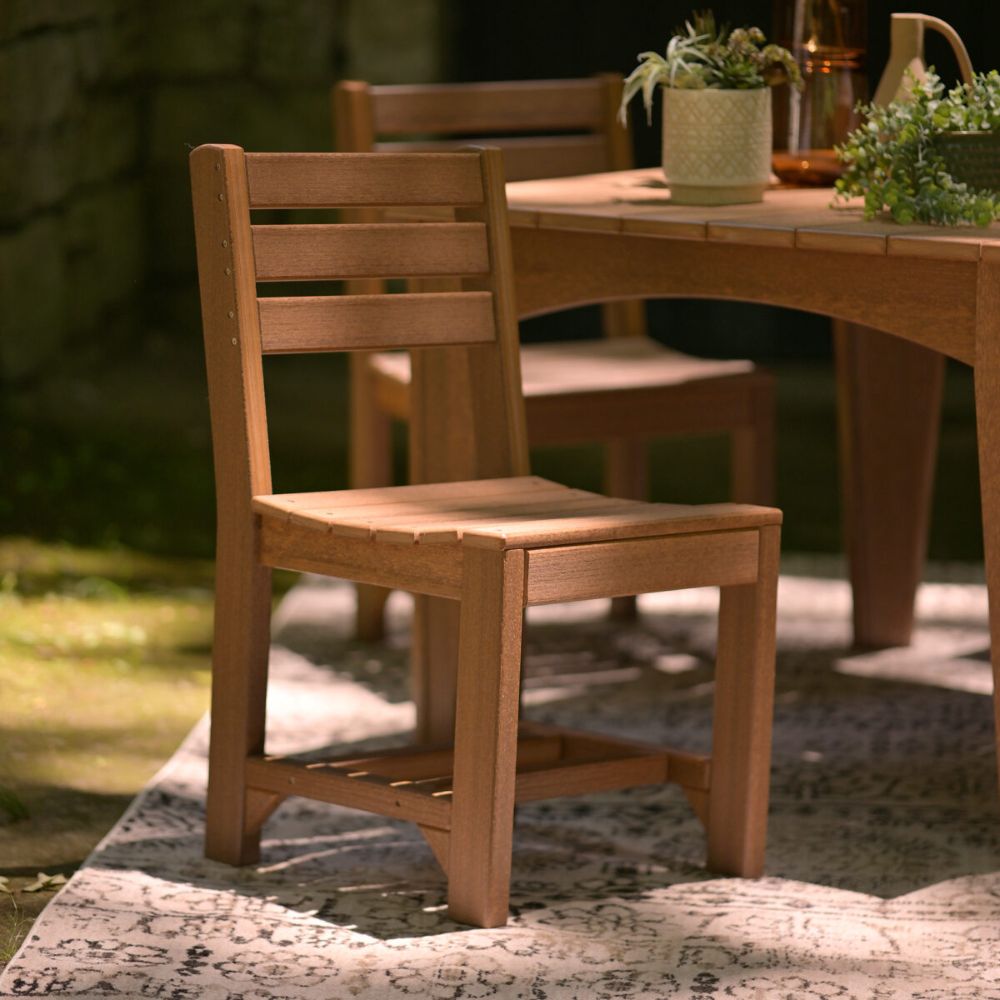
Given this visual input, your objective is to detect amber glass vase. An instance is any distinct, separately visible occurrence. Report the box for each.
[772,0,867,186]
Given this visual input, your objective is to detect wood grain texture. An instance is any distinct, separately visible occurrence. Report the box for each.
[258,476,553,513]
[411,593,461,746]
[730,378,776,505]
[245,757,451,828]
[509,226,977,364]
[245,152,484,208]
[508,169,1000,262]
[252,222,488,281]
[513,755,669,802]
[448,548,526,927]
[834,322,944,647]
[461,501,781,551]
[365,78,608,134]
[524,531,760,605]
[377,135,609,182]
[257,480,778,551]
[258,515,463,598]
[706,524,780,878]
[349,332,393,641]
[409,150,529,485]
[417,825,451,873]
[520,378,769,445]
[190,144,273,867]
[974,259,1000,787]
[332,80,375,153]
[257,292,495,353]
[367,337,762,398]
[371,494,632,546]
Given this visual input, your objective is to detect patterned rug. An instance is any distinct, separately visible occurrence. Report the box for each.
[3,564,1000,999]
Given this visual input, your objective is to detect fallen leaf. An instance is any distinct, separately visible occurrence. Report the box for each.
[23,873,67,893]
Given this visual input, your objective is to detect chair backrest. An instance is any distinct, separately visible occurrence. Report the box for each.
[333,77,645,341]
[333,76,633,180]
[189,144,529,518]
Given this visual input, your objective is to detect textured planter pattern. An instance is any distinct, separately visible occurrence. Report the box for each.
[662,88,772,204]
[934,131,1000,194]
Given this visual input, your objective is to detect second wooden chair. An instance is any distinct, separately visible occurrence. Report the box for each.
[334,75,776,638]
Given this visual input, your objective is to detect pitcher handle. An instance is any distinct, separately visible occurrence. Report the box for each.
[921,14,974,85]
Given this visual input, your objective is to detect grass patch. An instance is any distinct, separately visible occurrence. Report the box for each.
[0,540,215,968]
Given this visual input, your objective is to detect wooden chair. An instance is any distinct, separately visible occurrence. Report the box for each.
[189,143,781,927]
[334,76,776,638]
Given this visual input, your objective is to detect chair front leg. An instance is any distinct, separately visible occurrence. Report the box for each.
[706,523,780,877]
[447,547,527,927]
[205,524,273,866]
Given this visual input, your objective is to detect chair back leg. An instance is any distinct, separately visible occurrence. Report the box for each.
[729,379,776,506]
[350,354,395,640]
[412,595,461,745]
[205,535,273,865]
[605,436,649,620]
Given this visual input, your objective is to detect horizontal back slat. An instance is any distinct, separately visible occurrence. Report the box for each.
[245,152,484,208]
[257,292,496,353]
[370,79,606,134]
[375,135,610,181]
[252,223,490,281]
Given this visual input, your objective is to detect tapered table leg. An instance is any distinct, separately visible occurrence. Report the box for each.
[974,260,1000,785]
[834,321,944,648]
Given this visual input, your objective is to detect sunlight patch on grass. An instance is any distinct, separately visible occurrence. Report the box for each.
[0,593,212,794]
[0,539,217,969]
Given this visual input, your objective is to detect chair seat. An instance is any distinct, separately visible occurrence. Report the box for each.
[254,476,779,550]
[369,335,758,397]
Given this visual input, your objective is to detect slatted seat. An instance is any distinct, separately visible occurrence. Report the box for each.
[254,476,777,548]
[334,75,776,638]
[190,144,781,928]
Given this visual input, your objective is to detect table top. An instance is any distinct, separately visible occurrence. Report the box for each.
[505,168,1000,264]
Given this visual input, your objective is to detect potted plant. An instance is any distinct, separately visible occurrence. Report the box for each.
[619,11,801,205]
[835,69,1000,227]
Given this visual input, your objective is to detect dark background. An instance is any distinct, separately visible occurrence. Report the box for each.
[2,0,995,562]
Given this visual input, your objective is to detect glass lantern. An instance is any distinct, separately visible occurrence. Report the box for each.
[771,0,867,186]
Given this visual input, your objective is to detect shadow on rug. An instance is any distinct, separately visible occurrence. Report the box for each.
[2,569,998,999]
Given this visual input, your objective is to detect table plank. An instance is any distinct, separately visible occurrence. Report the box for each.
[506,168,1000,262]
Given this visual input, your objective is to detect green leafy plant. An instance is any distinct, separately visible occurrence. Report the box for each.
[835,69,1000,226]
[619,10,801,124]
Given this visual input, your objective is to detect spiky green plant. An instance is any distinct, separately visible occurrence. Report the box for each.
[619,11,801,124]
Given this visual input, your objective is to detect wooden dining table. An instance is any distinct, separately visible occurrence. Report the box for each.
[411,167,1000,775]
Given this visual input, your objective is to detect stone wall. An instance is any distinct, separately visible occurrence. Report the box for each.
[1,0,449,383]
[0,1,145,380]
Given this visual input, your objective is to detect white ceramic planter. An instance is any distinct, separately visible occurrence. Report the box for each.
[661,88,772,205]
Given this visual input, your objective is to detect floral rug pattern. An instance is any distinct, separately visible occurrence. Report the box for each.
[2,570,999,999]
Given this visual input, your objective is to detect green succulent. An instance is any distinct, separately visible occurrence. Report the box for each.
[835,69,1000,227]
[619,10,802,125]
